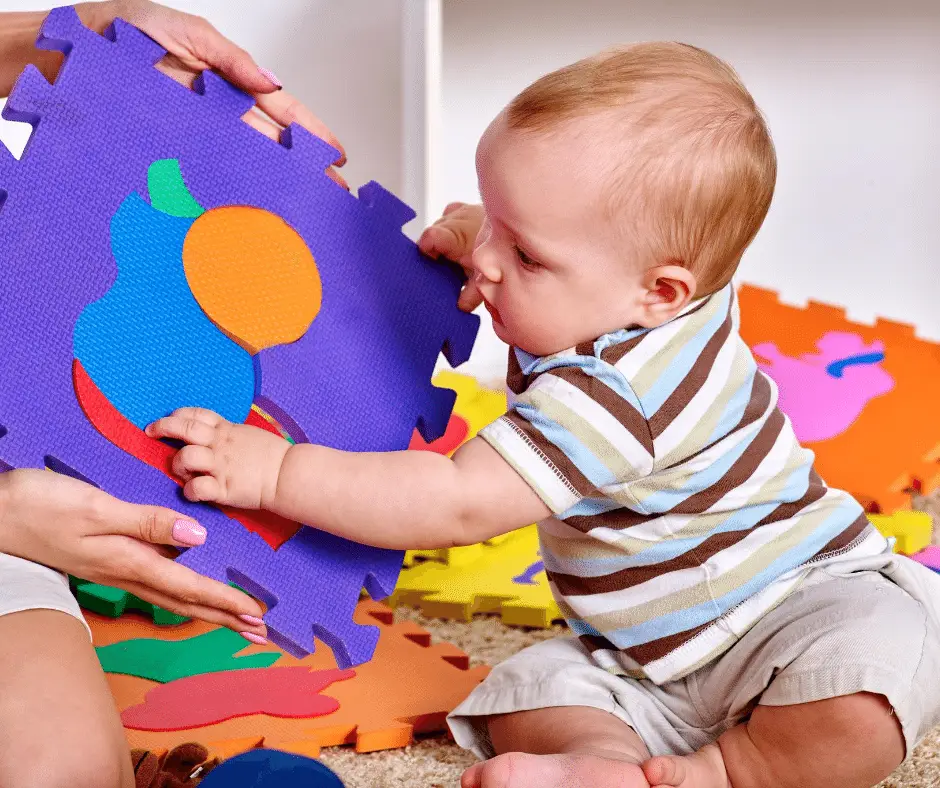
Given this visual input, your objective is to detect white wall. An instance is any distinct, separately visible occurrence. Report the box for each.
[436,0,940,382]
[1,0,407,203]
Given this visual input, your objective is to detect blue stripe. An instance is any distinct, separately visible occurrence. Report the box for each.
[705,361,760,447]
[596,502,865,649]
[516,402,618,489]
[639,417,765,513]
[640,288,731,417]
[544,462,812,577]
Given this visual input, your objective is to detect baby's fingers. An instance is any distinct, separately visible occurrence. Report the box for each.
[147,415,218,447]
[173,444,216,482]
[183,474,224,504]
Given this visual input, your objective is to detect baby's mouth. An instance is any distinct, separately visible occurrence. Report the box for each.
[483,299,502,325]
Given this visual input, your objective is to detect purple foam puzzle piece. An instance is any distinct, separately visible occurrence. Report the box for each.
[0,8,478,666]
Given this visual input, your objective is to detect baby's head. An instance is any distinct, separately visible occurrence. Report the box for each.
[472,42,776,356]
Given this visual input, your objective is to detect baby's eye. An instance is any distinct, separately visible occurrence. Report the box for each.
[516,247,541,270]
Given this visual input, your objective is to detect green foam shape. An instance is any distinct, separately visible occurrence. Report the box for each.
[70,577,189,626]
[96,627,282,683]
[148,159,205,218]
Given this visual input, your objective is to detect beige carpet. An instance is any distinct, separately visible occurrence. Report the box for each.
[319,499,940,788]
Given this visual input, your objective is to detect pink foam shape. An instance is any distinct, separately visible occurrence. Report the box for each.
[753,331,894,444]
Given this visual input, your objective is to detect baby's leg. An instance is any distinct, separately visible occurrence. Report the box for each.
[642,691,903,788]
[0,610,134,788]
[461,706,653,788]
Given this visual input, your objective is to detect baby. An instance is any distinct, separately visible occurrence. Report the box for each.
[149,43,940,788]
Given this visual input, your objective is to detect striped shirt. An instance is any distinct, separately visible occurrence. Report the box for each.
[480,284,889,684]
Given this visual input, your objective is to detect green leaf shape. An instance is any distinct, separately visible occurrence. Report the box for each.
[96,627,281,683]
[147,159,205,218]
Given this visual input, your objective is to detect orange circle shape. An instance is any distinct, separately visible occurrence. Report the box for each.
[183,206,321,355]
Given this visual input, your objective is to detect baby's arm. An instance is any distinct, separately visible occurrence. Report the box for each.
[147,408,551,550]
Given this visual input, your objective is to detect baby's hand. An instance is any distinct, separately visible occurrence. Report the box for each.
[146,408,290,510]
[418,202,485,312]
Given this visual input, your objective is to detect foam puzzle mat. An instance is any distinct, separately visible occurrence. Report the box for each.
[738,285,940,513]
[392,525,562,628]
[0,7,478,666]
[87,601,488,758]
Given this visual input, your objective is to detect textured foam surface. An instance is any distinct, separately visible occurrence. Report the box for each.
[738,285,940,513]
[0,8,477,665]
[91,601,489,756]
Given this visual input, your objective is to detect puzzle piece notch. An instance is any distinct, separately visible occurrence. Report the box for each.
[3,65,52,126]
[357,180,415,229]
[99,601,489,756]
[2,5,477,670]
[192,69,256,118]
[392,525,563,628]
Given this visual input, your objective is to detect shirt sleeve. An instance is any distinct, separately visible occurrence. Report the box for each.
[480,361,655,515]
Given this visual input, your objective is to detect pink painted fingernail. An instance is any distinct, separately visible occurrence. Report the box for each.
[172,519,207,546]
[239,614,264,626]
[241,631,268,646]
[258,66,282,89]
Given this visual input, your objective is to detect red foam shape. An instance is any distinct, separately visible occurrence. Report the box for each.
[121,666,355,731]
[408,414,468,455]
[73,360,301,548]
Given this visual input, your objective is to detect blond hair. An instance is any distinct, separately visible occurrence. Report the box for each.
[506,43,776,295]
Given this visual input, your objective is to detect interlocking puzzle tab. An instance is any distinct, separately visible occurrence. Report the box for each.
[0,7,478,666]
[738,285,940,513]
[90,602,489,757]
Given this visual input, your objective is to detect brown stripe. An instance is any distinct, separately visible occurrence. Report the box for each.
[575,340,596,357]
[622,619,715,666]
[670,370,772,469]
[670,407,786,516]
[564,505,649,534]
[503,410,597,497]
[811,512,871,559]
[550,366,654,456]
[552,475,828,596]
[600,331,649,365]
[648,298,734,439]
[506,348,527,395]
[564,397,784,535]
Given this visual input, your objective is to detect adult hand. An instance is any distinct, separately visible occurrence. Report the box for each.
[418,202,486,312]
[77,0,348,187]
[0,468,267,637]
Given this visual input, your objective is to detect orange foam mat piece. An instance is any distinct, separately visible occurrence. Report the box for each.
[89,601,489,757]
[738,284,940,513]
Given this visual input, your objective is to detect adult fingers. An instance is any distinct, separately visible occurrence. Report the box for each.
[172,444,216,481]
[418,224,471,264]
[102,497,209,550]
[254,89,346,166]
[146,415,218,446]
[184,15,278,95]
[458,280,484,313]
[120,578,266,638]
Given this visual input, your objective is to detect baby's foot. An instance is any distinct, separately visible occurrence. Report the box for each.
[461,751,651,788]
[642,744,730,788]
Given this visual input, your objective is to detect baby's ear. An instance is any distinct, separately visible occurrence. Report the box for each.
[636,264,696,327]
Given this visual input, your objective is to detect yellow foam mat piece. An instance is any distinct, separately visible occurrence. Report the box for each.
[403,372,510,568]
[392,525,563,628]
[869,511,933,555]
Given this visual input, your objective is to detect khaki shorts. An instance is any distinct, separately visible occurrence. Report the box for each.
[0,552,90,637]
[449,552,940,760]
